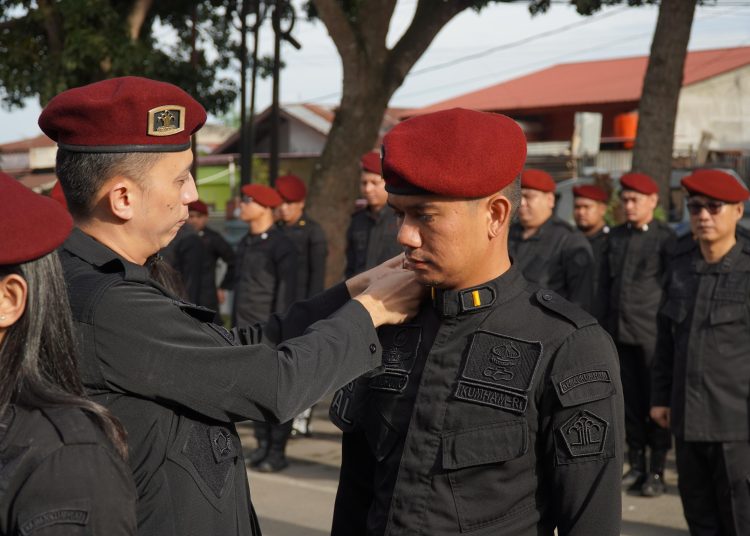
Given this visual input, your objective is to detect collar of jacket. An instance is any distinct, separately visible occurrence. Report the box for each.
[430,263,525,318]
[694,239,747,274]
[63,227,150,283]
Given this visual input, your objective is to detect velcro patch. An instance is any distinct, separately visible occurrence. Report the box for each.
[460,331,542,394]
[369,371,409,393]
[209,426,236,463]
[379,325,421,372]
[559,410,608,458]
[453,381,528,414]
[558,370,611,394]
[20,509,88,535]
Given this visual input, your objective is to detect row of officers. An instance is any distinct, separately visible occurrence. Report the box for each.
[0,75,748,536]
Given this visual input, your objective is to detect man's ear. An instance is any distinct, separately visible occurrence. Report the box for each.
[488,194,512,238]
[0,274,28,330]
[106,177,138,222]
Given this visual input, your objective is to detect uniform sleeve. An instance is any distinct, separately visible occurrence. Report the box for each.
[178,234,208,304]
[344,219,356,279]
[13,444,136,535]
[273,240,298,315]
[544,325,624,536]
[651,278,676,407]
[214,233,237,290]
[307,224,328,297]
[91,281,382,424]
[561,232,595,312]
[330,428,376,536]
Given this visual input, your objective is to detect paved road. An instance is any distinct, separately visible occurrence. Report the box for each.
[239,410,689,536]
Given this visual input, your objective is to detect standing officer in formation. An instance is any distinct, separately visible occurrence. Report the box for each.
[275,174,329,437]
[345,151,402,277]
[0,172,136,535]
[330,108,624,536]
[652,170,750,535]
[233,183,298,473]
[573,184,610,296]
[186,199,236,322]
[509,169,595,310]
[599,172,675,497]
[40,76,423,536]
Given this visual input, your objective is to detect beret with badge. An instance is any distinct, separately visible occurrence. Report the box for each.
[241,184,283,209]
[275,175,307,202]
[521,169,556,193]
[38,76,206,153]
[620,172,659,195]
[381,108,527,197]
[681,169,750,203]
[573,184,608,203]
[0,172,73,265]
[188,200,209,215]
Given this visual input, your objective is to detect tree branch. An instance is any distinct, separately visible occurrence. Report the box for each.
[36,0,63,55]
[310,0,358,65]
[127,0,155,41]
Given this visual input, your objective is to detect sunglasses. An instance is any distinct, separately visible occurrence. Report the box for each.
[687,200,725,216]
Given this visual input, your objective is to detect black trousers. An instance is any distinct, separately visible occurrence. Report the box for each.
[617,343,671,452]
[676,438,750,536]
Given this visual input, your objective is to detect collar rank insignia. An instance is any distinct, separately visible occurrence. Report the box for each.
[147,105,186,136]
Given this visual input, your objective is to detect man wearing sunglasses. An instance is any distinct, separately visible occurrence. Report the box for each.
[598,172,675,497]
[651,169,750,535]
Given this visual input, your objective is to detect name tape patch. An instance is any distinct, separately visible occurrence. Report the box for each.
[453,380,528,414]
[558,370,611,394]
[20,509,88,536]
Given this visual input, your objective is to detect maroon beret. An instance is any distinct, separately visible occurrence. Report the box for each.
[275,174,307,202]
[360,152,381,175]
[0,172,73,265]
[382,108,526,197]
[39,76,206,153]
[521,169,556,193]
[49,180,68,210]
[241,184,283,208]
[682,169,750,203]
[620,172,659,195]
[573,184,608,203]
[188,200,208,215]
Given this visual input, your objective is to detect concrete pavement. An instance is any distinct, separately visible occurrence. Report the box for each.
[239,410,689,536]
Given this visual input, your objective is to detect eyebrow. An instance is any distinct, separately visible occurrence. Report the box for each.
[388,201,437,211]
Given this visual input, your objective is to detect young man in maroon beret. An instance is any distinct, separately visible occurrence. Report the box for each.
[573,184,610,296]
[344,151,402,277]
[509,169,595,311]
[330,107,624,536]
[275,174,328,438]
[38,76,423,536]
[651,169,750,533]
[598,172,675,497]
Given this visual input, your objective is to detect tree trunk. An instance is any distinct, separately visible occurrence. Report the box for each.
[631,0,697,209]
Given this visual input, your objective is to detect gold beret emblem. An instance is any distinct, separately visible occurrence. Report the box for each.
[147,105,186,136]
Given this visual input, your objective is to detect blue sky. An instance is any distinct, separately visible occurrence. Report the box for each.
[1,0,749,144]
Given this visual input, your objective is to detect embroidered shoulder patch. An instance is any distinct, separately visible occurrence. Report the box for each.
[559,410,608,458]
[368,371,409,393]
[20,509,88,535]
[379,325,421,371]
[558,370,611,394]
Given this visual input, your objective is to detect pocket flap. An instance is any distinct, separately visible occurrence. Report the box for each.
[552,364,615,407]
[442,420,527,470]
[710,303,746,326]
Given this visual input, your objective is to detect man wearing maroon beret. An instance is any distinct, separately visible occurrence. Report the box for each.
[651,169,750,534]
[330,108,623,536]
[344,151,402,277]
[573,184,610,295]
[598,171,675,497]
[509,168,596,311]
[39,76,423,536]
[275,174,328,438]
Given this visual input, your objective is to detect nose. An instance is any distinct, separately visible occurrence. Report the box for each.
[184,174,199,204]
[397,217,421,249]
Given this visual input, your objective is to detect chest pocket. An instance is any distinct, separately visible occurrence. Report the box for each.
[441,421,533,532]
[166,417,239,512]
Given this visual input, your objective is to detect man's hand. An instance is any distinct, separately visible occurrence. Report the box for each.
[345,254,405,297]
[354,268,424,328]
[650,406,671,429]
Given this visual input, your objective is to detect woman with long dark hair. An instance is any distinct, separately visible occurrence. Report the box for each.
[0,172,135,535]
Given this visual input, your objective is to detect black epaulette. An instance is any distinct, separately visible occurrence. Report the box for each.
[42,407,100,446]
[534,289,597,329]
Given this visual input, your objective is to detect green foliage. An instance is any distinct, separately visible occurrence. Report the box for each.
[0,0,240,113]
[528,0,657,16]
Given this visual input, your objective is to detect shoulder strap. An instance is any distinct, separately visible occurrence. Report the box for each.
[534,289,597,329]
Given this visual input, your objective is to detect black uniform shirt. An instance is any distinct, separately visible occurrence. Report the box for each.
[599,220,674,356]
[345,205,402,278]
[330,265,624,536]
[278,214,327,300]
[652,238,750,441]
[60,228,383,536]
[509,216,595,311]
[196,226,236,312]
[0,405,136,536]
[233,226,297,326]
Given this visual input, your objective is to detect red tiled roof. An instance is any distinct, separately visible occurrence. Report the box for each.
[410,46,750,115]
[0,133,54,153]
